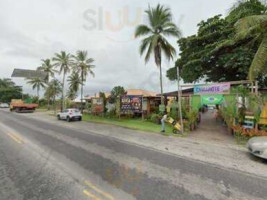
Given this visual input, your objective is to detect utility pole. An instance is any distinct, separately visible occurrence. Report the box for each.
[176,66,184,134]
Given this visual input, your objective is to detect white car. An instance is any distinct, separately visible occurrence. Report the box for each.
[0,103,9,108]
[57,109,82,122]
[247,136,267,159]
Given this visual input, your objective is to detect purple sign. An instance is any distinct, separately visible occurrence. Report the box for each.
[194,83,230,95]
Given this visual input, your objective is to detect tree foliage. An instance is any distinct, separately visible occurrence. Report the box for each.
[109,86,126,103]
[167,0,267,86]
[0,78,22,103]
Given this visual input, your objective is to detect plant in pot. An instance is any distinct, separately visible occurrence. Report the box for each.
[186,110,198,131]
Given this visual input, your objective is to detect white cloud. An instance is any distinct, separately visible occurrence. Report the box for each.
[0,0,236,96]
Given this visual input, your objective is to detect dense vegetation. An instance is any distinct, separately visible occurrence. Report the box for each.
[0,79,22,103]
[167,0,267,87]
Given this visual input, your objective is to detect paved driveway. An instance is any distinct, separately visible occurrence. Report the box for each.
[188,110,234,144]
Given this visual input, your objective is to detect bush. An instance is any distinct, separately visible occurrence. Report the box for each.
[233,125,267,137]
[150,113,161,124]
[106,108,116,118]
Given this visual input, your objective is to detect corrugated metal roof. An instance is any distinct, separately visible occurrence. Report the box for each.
[126,89,157,97]
[11,69,46,79]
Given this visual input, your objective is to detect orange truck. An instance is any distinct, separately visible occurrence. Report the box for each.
[10,99,38,113]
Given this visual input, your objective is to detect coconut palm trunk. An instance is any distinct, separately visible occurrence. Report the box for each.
[37,86,40,105]
[53,95,56,115]
[156,44,164,105]
[61,73,66,111]
[159,63,164,105]
[81,69,84,113]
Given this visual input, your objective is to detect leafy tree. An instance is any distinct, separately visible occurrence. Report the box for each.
[26,77,46,101]
[0,78,16,88]
[99,92,107,113]
[44,79,62,113]
[37,59,57,83]
[109,86,125,103]
[135,4,181,104]
[73,50,95,113]
[0,78,22,103]
[167,0,267,86]
[53,51,73,110]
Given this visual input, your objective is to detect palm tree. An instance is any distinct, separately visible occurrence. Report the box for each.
[37,59,57,109]
[45,79,62,114]
[235,14,267,80]
[67,72,82,100]
[37,59,57,83]
[52,51,73,110]
[135,4,181,104]
[0,78,15,88]
[73,50,95,113]
[27,77,46,101]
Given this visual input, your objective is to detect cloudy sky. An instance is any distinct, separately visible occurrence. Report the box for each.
[0,0,237,96]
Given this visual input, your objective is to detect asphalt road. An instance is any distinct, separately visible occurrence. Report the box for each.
[0,110,266,200]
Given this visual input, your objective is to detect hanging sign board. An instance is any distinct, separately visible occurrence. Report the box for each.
[142,98,148,111]
[194,83,230,95]
[201,95,224,105]
[159,104,166,112]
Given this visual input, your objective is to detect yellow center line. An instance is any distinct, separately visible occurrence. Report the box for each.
[10,132,24,142]
[7,133,23,144]
[84,180,115,200]
[83,189,103,200]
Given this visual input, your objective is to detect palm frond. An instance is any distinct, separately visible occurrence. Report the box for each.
[249,35,267,80]
[235,15,267,38]
[145,34,159,63]
[160,36,177,61]
[134,25,152,38]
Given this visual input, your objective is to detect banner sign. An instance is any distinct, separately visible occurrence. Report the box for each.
[194,83,230,95]
[201,95,224,105]
[121,95,142,114]
[91,97,104,114]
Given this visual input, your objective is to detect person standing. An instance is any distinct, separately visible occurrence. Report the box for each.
[161,111,168,132]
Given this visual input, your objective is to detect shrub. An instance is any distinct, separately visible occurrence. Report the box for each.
[233,125,267,137]
[106,108,116,118]
[150,113,161,124]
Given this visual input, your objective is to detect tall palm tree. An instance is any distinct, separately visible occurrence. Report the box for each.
[37,59,57,83]
[52,51,73,110]
[73,50,95,113]
[27,77,46,101]
[135,4,181,104]
[235,14,267,80]
[45,79,62,114]
[67,71,82,100]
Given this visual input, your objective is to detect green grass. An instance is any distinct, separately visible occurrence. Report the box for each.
[82,114,179,136]
[36,108,48,112]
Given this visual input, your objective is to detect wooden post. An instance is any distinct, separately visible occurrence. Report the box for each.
[255,81,259,96]
[176,66,184,133]
[189,95,192,112]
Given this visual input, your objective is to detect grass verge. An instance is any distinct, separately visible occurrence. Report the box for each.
[82,114,181,136]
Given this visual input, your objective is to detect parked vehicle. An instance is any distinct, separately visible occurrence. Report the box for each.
[0,103,9,108]
[10,99,38,113]
[247,136,267,159]
[57,109,82,122]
